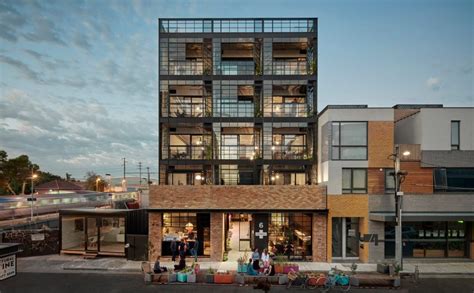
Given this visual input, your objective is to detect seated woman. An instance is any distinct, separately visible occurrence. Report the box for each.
[247,258,258,276]
[153,256,168,273]
[174,255,186,271]
[263,260,275,276]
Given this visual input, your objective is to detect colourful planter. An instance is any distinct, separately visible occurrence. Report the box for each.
[283,265,299,274]
[187,273,196,283]
[274,264,284,274]
[205,274,214,283]
[214,273,234,284]
[177,272,187,283]
[237,263,248,273]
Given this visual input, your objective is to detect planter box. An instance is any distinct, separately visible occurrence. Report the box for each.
[205,274,214,284]
[187,273,196,283]
[177,272,187,283]
[278,274,288,285]
[377,264,389,274]
[350,276,359,287]
[268,276,279,284]
[144,273,152,283]
[274,264,284,274]
[237,263,248,273]
[169,273,177,283]
[283,265,299,274]
[214,273,234,284]
[235,273,245,285]
[193,264,200,274]
[393,277,401,287]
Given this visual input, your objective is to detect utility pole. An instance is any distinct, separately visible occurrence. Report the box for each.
[147,167,151,187]
[122,158,127,192]
[138,162,142,186]
[393,145,409,270]
[122,158,127,180]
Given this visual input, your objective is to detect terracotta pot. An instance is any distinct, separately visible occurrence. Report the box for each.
[274,264,284,274]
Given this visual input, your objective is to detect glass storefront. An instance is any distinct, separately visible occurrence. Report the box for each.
[268,213,312,259]
[384,221,468,258]
[61,215,126,255]
[162,213,210,256]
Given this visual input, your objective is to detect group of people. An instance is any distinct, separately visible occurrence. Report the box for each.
[153,236,200,274]
[247,248,275,276]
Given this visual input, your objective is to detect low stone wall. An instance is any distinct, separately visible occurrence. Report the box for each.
[1,229,59,257]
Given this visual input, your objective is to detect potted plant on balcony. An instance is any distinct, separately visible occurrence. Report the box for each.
[255,62,262,76]
[206,267,216,283]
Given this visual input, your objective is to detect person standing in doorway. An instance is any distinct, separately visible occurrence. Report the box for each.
[251,248,260,270]
[170,237,177,262]
[178,238,187,258]
[190,238,199,262]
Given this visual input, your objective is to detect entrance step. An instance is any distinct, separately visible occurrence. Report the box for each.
[83,253,98,259]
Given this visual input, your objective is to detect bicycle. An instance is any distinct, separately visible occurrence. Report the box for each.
[286,270,326,290]
[320,268,351,292]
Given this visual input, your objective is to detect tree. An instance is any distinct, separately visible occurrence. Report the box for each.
[84,171,107,192]
[0,150,61,195]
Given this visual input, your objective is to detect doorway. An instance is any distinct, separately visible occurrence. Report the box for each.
[229,213,252,252]
[332,217,360,260]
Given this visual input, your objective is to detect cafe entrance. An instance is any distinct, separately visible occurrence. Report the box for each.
[228,213,253,251]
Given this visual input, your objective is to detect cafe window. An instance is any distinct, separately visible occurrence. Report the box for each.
[162,213,210,256]
[331,122,367,160]
[162,213,197,241]
[268,213,312,258]
[342,168,367,194]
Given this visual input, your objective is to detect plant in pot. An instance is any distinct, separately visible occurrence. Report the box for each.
[237,250,249,273]
[273,254,285,274]
[349,262,359,286]
[214,270,234,284]
[177,267,190,283]
[377,262,389,274]
[392,263,401,287]
[206,267,216,284]
[168,267,177,283]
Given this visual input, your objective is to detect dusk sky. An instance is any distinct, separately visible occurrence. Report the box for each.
[0,0,472,180]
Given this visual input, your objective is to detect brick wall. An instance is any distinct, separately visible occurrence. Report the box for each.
[368,121,394,168]
[210,212,225,261]
[149,185,327,210]
[312,213,327,262]
[148,212,162,260]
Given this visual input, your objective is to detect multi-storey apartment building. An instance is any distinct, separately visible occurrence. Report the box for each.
[150,18,327,262]
[318,105,474,263]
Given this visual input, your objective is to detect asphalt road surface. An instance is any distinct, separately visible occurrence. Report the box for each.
[1,272,473,293]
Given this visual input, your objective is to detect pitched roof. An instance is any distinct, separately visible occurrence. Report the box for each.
[35,180,84,191]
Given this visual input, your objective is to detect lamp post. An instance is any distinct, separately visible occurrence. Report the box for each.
[392,145,410,270]
[30,173,38,222]
[96,177,101,192]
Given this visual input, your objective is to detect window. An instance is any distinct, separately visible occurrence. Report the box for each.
[342,168,367,194]
[434,168,474,192]
[451,121,460,150]
[385,169,395,193]
[162,213,197,240]
[269,213,312,258]
[331,122,367,160]
[332,217,360,258]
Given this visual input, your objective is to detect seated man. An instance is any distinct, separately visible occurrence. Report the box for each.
[174,255,186,271]
[247,258,258,276]
[153,256,168,274]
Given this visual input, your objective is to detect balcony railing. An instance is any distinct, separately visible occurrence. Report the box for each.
[218,61,255,75]
[272,103,307,117]
[272,61,307,75]
[271,145,307,159]
[220,145,258,160]
[169,145,209,160]
[169,102,205,117]
[217,103,254,117]
[168,61,203,75]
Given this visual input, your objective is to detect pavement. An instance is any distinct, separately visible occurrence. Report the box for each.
[16,254,474,276]
[1,272,474,293]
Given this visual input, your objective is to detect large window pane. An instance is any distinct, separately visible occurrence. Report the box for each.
[342,169,351,190]
[61,216,85,251]
[340,122,367,145]
[352,169,367,189]
[451,121,460,150]
[100,217,125,253]
[332,218,343,257]
[346,218,359,257]
[331,122,340,145]
[340,147,367,160]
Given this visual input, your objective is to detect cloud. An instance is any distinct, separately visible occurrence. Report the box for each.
[23,17,66,46]
[0,55,43,82]
[426,77,441,91]
[73,32,92,51]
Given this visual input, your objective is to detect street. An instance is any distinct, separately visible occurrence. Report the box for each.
[1,273,473,293]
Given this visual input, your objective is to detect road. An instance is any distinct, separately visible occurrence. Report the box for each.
[0,272,473,293]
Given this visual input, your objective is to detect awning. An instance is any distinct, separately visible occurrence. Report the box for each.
[370,212,474,222]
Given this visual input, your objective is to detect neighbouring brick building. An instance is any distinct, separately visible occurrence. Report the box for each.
[151,17,325,262]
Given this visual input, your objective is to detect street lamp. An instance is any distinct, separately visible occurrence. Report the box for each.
[30,173,38,222]
[391,145,410,270]
[96,177,101,191]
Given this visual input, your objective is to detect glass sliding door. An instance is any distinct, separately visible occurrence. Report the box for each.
[332,217,360,259]
[86,217,99,252]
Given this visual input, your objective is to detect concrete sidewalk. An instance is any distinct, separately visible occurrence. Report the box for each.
[17,254,474,276]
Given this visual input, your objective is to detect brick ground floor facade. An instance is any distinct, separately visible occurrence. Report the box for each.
[148,185,328,262]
